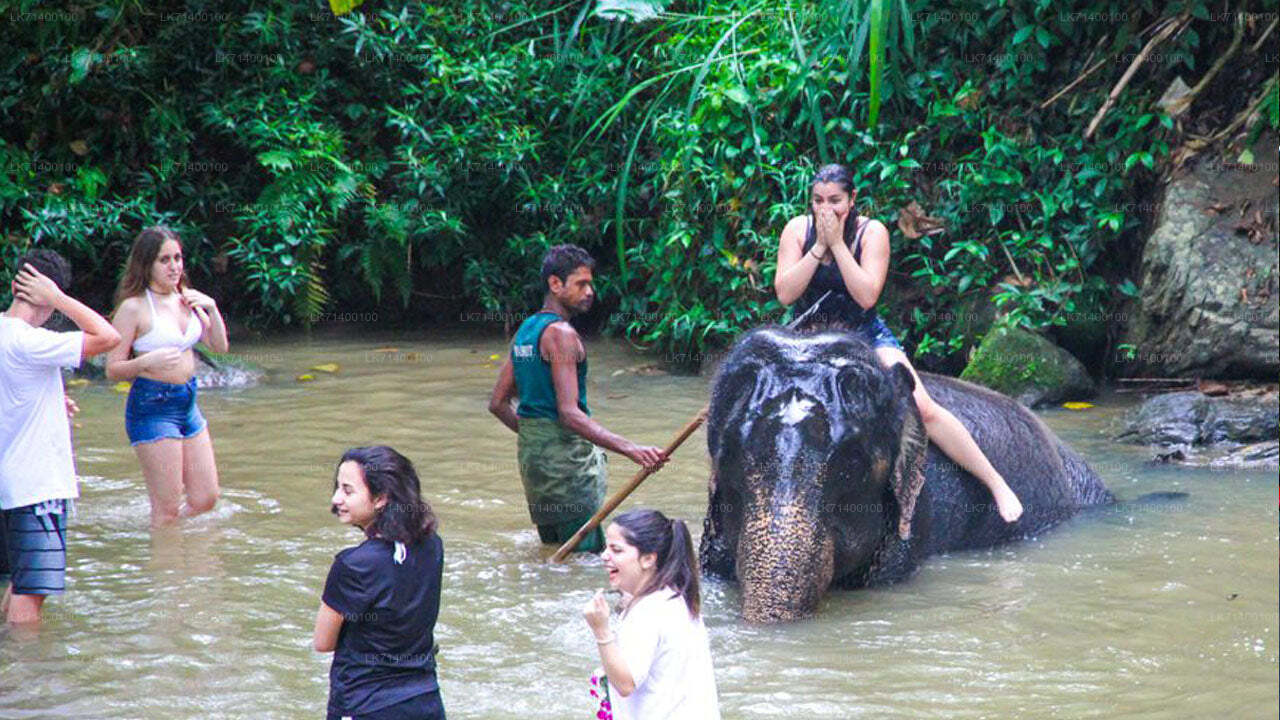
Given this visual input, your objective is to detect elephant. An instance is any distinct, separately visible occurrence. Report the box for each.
[700,325,1114,623]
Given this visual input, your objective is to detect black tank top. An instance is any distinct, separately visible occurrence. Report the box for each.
[793,216,874,328]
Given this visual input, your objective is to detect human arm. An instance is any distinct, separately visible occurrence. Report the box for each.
[313,601,344,652]
[544,324,666,470]
[583,591,639,696]
[181,286,228,353]
[488,357,520,433]
[826,217,890,310]
[316,553,374,652]
[11,263,120,359]
[103,299,182,381]
[773,216,829,306]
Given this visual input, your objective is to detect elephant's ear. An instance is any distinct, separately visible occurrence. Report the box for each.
[888,363,927,540]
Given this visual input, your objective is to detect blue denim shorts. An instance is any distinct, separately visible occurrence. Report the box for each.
[125,376,207,446]
[855,315,904,351]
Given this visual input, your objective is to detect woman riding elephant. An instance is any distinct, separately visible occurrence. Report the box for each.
[773,163,1022,523]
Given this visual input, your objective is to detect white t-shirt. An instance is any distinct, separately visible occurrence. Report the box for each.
[610,588,720,720]
[0,316,83,509]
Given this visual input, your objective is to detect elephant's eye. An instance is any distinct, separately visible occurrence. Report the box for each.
[838,369,865,402]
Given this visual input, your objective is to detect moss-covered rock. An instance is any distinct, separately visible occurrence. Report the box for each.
[960,325,1097,408]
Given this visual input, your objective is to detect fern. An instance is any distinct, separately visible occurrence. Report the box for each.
[293,255,331,326]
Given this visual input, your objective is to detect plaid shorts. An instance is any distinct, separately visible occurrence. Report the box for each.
[0,499,70,595]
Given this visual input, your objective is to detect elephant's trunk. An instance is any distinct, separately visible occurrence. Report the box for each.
[735,492,835,623]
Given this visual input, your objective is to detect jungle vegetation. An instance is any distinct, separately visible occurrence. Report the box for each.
[1,0,1275,371]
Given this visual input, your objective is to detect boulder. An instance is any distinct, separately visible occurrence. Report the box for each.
[960,325,1097,408]
[69,349,263,389]
[1116,389,1279,446]
[1122,138,1279,378]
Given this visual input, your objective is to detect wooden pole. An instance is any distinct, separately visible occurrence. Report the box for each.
[550,408,708,562]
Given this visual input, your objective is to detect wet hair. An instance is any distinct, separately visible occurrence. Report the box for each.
[114,226,187,307]
[333,445,438,545]
[14,248,71,292]
[540,244,595,287]
[811,163,856,194]
[809,163,861,248]
[612,508,701,619]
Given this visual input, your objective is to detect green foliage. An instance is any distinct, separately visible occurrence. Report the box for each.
[0,0,1266,370]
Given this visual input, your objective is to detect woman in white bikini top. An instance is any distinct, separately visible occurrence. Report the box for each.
[105,226,229,528]
[131,287,203,355]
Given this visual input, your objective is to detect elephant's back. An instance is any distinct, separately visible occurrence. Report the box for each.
[911,372,1111,552]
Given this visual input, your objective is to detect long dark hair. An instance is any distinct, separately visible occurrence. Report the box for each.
[114,226,187,307]
[809,163,861,248]
[333,446,438,545]
[612,508,701,619]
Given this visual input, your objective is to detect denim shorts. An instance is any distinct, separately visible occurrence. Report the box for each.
[125,376,207,446]
[855,315,904,351]
[1,499,70,596]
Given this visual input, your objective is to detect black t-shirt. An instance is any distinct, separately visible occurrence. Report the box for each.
[322,534,444,715]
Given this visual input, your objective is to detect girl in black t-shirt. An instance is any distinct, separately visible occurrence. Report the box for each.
[314,445,445,720]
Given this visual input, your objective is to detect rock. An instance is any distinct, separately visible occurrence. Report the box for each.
[1149,440,1278,470]
[1122,135,1279,378]
[1049,295,1112,375]
[960,325,1097,408]
[72,353,107,380]
[70,349,263,389]
[194,350,264,389]
[1117,390,1279,445]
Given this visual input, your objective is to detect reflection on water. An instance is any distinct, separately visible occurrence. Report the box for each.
[1,330,1276,718]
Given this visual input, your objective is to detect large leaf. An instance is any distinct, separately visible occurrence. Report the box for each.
[329,0,367,17]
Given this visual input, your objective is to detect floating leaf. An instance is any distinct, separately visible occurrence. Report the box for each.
[310,363,340,373]
[296,373,316,382]
[66,378,90,388]
[1062,402,1094,410]
[113,381,132,393]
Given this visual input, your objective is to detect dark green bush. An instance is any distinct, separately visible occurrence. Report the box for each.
[1,0,1271,371]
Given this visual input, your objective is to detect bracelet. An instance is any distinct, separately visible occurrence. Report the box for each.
[808,247,825,260]
[595,634,616,645]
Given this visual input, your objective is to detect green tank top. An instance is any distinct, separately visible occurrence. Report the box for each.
[512,311,590,420]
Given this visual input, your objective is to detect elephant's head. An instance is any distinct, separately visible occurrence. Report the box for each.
[705,326,927,623]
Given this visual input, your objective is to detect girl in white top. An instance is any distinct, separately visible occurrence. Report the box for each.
[106,227,229,528]
[583,508,720,720]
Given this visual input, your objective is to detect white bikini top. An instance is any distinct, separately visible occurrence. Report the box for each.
[132,288,202,353]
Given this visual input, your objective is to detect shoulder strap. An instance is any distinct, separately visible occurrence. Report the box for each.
[851,218,869,260]
[144,288,158,315]
[800,215,816,254]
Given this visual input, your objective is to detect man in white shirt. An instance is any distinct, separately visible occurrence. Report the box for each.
[0,249,119,625]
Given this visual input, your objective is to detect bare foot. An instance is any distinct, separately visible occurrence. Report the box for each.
[993,484,1024,523]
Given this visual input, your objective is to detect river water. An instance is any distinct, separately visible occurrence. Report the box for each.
[0,332,1275,719]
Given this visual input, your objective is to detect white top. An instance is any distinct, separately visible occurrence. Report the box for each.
[610,589,721,720]
[0,316,83,509]
[132,288,201,353]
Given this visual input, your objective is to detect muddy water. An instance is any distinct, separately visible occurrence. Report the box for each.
[0,332,1275,718]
